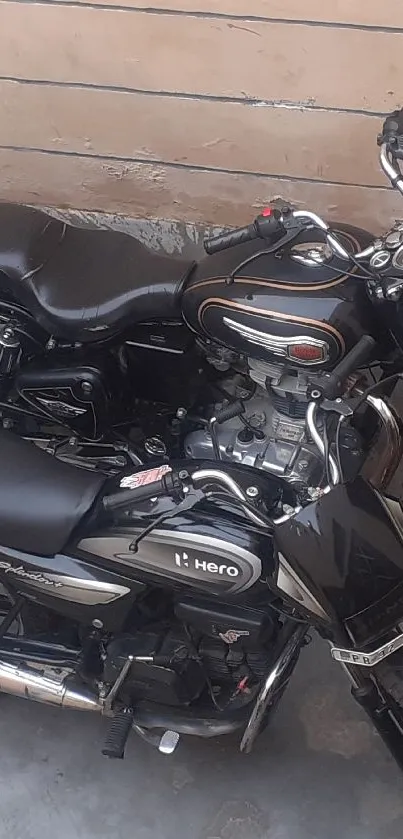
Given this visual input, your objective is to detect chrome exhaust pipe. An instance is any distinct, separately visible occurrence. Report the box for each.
[0,659,102,712]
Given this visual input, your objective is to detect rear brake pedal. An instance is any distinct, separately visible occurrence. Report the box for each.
[102,708,134,759]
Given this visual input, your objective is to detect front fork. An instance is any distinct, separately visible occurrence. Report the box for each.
[340,658,403,771]
[328,620,403,770]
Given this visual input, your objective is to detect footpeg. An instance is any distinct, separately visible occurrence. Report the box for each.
[132,723,180,753]
[102,708,133,759]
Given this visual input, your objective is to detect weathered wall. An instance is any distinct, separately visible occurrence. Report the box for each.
[1,0,403,232]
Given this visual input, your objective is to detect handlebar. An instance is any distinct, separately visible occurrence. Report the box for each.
[204,223,259,255]
[204,209,285,255]
[204,207,375,264]
[103,475,173,511]
[102,465,271,528]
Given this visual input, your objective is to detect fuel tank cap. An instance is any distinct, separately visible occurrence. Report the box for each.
[290,241,333,267]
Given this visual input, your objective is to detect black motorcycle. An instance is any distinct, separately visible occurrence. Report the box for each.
[2,111,403,764]
[2,111,403,496]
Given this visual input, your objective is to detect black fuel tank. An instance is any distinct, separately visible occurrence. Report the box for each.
[182,224,377,370]
[77,461,285,601]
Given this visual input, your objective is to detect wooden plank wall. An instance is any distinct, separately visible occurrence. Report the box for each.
[1,0,403,229]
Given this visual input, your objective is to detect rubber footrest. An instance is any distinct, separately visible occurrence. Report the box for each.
[102,709,134,759]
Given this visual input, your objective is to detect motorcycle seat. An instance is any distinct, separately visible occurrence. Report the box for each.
[0,204,194,342]
[0,430,106,556]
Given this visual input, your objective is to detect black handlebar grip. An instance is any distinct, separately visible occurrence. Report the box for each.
[319,335,376,400]
[204,210,285,255]
[204,224,257,255]
[103,478,166,512]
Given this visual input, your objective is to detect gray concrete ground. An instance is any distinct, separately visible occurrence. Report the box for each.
[1,638,402,839]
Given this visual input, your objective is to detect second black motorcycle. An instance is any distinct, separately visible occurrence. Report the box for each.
[1,110,403,498]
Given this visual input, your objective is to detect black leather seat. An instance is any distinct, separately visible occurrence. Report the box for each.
[0,204,194,342]
[0,430,105,556]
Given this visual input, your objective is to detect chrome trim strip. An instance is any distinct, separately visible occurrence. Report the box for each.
[276,552,330,620]
[364,395,402,490]
[125,341,183,355]
[24,574,130,605]
[222,317,329,364]
[331,631,403,667]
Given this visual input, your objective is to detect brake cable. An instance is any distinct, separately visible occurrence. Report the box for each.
[128,487,206,553]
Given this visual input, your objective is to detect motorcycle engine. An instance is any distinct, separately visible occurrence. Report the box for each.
[103,597,276,707]
[184,353,363,487]
[185,357,325,485]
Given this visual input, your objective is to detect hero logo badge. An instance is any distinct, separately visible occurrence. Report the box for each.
[174,551,239,578]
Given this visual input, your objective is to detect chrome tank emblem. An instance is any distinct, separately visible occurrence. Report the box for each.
[36,397,87,417]
[290,241,333,266]
[222,317,329,365]
[79,530,262,595]
[33,576,130,605]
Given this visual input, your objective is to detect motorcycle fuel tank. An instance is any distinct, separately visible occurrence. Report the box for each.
[182,224,377,370]
[77,461,282,601]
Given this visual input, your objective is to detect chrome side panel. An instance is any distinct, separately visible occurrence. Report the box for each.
[0,545,142,631]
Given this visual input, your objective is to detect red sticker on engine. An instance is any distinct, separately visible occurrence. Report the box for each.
[120,464,171,490]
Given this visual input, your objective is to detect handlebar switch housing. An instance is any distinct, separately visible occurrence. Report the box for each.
[254,208,285,239]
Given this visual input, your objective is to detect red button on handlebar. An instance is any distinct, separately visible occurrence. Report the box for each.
[261,208,272,217]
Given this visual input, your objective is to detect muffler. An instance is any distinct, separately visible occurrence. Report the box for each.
[0,659,102,712]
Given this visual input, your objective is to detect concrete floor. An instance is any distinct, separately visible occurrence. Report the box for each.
[1,639,403,839]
